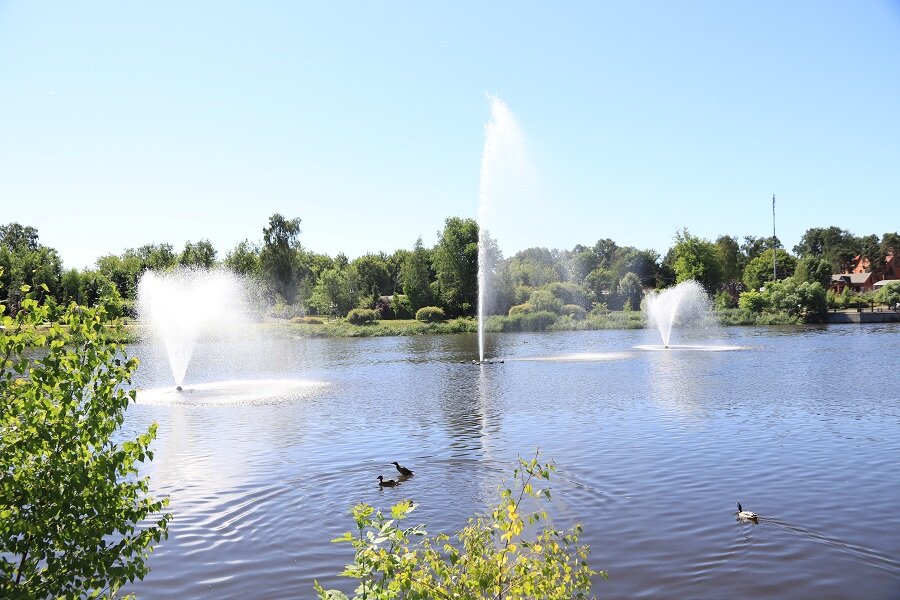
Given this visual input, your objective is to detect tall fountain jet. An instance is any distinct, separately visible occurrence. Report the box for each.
[477,94,530,362]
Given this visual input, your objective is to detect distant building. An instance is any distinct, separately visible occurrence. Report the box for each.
[830,249,899,294]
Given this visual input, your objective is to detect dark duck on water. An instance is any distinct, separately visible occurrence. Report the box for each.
[391,461,414,477]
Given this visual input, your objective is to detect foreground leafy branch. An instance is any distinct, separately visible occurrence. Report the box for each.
[0,277,170,597]
[316,451,604,599]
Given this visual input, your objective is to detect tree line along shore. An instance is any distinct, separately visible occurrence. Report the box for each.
[2,218,898,337]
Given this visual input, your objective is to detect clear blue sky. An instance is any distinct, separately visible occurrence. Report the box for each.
[2,1,898,270]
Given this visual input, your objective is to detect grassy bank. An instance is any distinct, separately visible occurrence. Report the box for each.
[4,309,819,346]
[265,317,476,338]
[270,308,813,338]
[265,311,647,338]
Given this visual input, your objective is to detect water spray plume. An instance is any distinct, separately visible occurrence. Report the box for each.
[477,94,530,362]
[137,268,254,388]
[644,280,717,348]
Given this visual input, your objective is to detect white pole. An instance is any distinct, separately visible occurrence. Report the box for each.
[772,194,777,280]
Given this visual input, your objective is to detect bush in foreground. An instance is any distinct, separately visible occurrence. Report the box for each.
[0,278,169,597]
[316,451,602,600]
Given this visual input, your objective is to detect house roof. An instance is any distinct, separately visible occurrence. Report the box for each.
[832,273,872,284]
[873,279,900,289]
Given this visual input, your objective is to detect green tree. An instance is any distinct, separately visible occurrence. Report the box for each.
[839,285,855,309]
[59,269,116,307]
[742,248,796,291]
[400,238,434,312]
[0,225,64,313]
[585,267,616,305]
[96,253,143,301]
[618,272,643,310]
[858,234,882,272]
[0,281,169,596]
[794,255,833,287]
[432,217,479,316]
[350,254,392,305]
[135,243,177,272]
[260,214,303,303]
[881,232,900,255]
[766,279,827,318]
[224,239,261,277]
[543,281,591,309]
[612,247,659,288]
[715,235,743,282]
[0,223,40,252]
[592,238,619,268]
[670,229,724,292]
[568,247,599,283]
[384,249,410,294]
[94,244,177,302]
[741,235,780,261]
[506,247,566,288]
[528,289,563,313]
[875,281,900,308]
[179,239,217,269]
[60,268,83,305]
[309,268,353,316]
[793,227,858,272]
[737,279,826,319]
[299,250,335,279]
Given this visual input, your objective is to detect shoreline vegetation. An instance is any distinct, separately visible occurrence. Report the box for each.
[262,307,838,339]
[123,309,807,344]
[3,219,899,346]
[130,308,813,344]
[8,306,893,347]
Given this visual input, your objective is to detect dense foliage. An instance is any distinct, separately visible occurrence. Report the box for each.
[315,452,602,600]
[1,217,897,326]
[0,277,169,596]
[876,283,900,309]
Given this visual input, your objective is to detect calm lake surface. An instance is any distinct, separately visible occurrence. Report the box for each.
[124,325,900,599]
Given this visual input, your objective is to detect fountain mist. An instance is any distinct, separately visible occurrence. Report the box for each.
[644,280,719,348]
[137,268,255,387]
[477,94,530,362]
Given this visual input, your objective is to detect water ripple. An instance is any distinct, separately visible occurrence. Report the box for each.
[124,326,900,599]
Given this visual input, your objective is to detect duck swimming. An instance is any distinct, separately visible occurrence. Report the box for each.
[736,502,758,521]
[378,475,398,487]
[391,461,414,477]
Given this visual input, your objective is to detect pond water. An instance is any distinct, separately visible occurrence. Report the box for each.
[124,324,900,599]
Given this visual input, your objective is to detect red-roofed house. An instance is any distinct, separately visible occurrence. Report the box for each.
[830,250,899,294]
